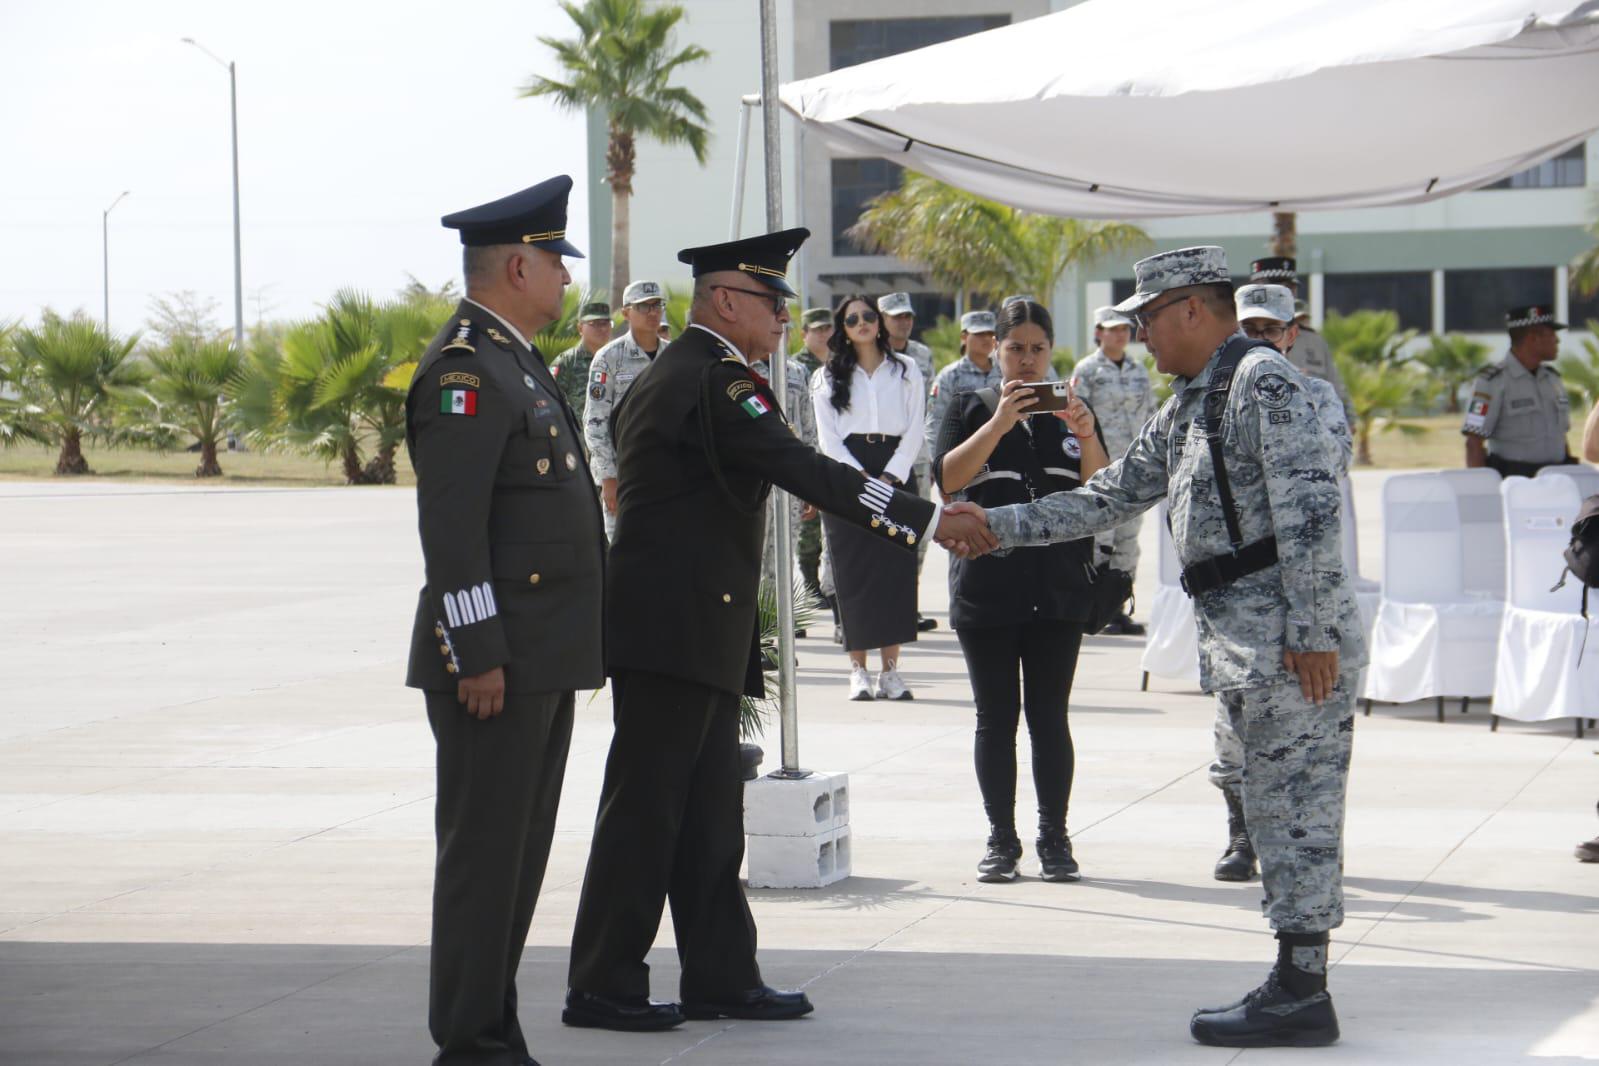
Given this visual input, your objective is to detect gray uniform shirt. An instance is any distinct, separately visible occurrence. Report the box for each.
[1070,349,1158,460]
[1286,328,1354,426]
[583,330,659,481]
[1461,352,1571,464]
[926,354,1002,445]
[986,334,1367,692]
[897,338,935,469]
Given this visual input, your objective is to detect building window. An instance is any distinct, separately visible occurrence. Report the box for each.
[1444,268,1555,332]
[831,158,904,256]
[1324,272,1432,331]
[830,16,1010,71]
[1482,144,1586,190]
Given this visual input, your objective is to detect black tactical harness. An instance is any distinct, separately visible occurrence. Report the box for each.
[1179,335,1279,597]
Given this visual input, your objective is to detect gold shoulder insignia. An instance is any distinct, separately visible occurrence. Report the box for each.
[485,327,512,347]
[441,321,475,354]
[440,371,480,389]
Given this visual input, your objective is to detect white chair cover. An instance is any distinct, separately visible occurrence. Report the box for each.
[1536,464,1599,502]
[1363,472,1502,703]
[1340,476,1380,595]
[1438,468,1507,599]
[1491,476,1598,722]
[1140,500,1200,684]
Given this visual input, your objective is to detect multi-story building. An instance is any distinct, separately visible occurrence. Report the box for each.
[588,2,1597,356]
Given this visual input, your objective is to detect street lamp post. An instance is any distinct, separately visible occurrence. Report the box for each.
[102,191,130,337]
[182,37,244,351]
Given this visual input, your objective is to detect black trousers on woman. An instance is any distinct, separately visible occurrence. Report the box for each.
[955,620,1084,835]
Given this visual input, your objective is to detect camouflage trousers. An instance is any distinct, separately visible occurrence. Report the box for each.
[1213,673,1356,933]
[762,495,821,592]
[1109,512,1143,578]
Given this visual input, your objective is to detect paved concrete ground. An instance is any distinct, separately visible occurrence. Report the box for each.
[1,473,1595,1066]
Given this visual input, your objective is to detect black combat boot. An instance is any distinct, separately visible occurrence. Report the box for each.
[1036,828,1081,882]
[1213,788,1257,882]
[976,828,1023,883]
[1190,932,1339,1048]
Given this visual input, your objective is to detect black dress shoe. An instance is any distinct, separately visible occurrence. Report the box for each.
[562,988,684,1031]
[916,614,938,632]
[681,985,814,1021]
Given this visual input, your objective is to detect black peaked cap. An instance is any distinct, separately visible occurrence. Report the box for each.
[441,174,584,258]
[677,228,810,297]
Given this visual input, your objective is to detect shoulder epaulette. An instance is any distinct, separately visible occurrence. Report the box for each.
[1475,363,1503,380]
[440,318,476,354]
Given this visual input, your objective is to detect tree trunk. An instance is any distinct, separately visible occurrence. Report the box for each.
[196,438,222,478]
[55,426,89,475]
[341,439,363,485]
[360,443,398,485]
[1270,211,1297,258]
[607,124,636,308]
[1356,420,1373,466]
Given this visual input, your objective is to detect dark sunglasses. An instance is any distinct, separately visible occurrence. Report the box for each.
[844,310,879,327]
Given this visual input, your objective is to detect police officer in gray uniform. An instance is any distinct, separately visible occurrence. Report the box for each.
[880,291,940,629]
[1249,257,1354,426]
[951,247,1362,1049]
[1071,305,1158,633]
[1462,304,1574,476]
[586,279,666,537]
[406,175,605,1066]
[926,310,1003,461]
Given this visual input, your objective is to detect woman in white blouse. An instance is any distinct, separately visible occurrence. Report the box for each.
[812,294,926,701]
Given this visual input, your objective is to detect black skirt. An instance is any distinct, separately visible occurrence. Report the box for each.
[823,435,918,652]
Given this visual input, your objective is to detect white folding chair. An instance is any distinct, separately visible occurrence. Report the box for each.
[1363,472,1503,720]
[1537,464,1599,502]
[1439,468,1507,600]
[1140,500,1200,689]
[1340,476,1380,596]
[1491,476,1598,736]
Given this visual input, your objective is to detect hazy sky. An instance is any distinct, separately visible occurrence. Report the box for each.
[0,1,593,335]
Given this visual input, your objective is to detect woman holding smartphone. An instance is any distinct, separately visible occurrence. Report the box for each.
[933,299,1108,883]
[813,294,927,702]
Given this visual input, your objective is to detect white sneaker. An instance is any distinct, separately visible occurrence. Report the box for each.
[848,665,876,701]
[876,662,913,701]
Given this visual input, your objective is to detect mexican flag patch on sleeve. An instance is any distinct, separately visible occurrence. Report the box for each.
[740,394,771,419]
[440,388,478,416]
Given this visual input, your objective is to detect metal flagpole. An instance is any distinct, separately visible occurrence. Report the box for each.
[759,0,807,780]
[728,95,758,240]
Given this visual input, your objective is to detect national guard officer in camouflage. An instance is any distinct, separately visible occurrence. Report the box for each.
[586,279,667,538]
[1249,257,1353,426]
[952,247,1363,1049]
[1462,304,1574,476]
[1071,305,1158,633]
[926,311,1003,475]
[406,175,605,1066]
[791,308,834,599]
[880,291,939,628]
[551,299,613,418]
[750,348,819,593]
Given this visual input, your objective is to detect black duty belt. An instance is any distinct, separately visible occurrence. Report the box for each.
[1180,536,1279,597]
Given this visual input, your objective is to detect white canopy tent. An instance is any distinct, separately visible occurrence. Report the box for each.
[779,0,1599,218]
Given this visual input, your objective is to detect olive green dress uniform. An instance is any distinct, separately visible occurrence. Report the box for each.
[407,175,604,1066]
[568,230,937,1006]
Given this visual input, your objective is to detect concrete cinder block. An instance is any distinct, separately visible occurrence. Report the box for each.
[743,770,849,837]
[747,825,851,889]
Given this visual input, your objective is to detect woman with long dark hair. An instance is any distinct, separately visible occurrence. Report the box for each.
[812,294,926,701]
[933,299,1108,883]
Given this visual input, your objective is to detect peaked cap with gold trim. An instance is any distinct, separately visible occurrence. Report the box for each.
[441,174,584,257]
[677,227,809,297]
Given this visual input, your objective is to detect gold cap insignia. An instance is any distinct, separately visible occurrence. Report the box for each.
[536,458,551,475]
[521,229,566,244]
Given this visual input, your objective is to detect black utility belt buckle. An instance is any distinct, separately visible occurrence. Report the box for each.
[1179,557,1225,597]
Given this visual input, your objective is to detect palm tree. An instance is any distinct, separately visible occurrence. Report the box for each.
[848,172,1149,305]
[1570,193,1599,299]
[8,313,145,474]
[1322,309,1425,466]
[1558,320,1599,408]
[1413,334,1489,413]
[0,320,46,448]
[521,0,710,306]
[146,339,243,477]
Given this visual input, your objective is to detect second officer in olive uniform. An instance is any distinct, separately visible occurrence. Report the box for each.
[562,228,994,1032]
[406,175,604,1066]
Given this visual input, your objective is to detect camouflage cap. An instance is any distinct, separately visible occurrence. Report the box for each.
[802,307,833,329]
[578,301,612,322]
[1113,246,1231,314]
[1093,305,1134,329]
[878,292,914,316]
[960,310,996,333]
[622,279,663,306]
[1235,284,1295,324]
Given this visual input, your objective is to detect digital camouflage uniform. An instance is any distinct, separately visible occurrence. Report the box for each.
[584,331,661,538]
[551,343,600,433]
[987,333,1364,933]
[926,353,1002,452]
[1287,328,1354,428]
[751,355,819,590]
[899,336,936,573]
[1070,348,1158,574]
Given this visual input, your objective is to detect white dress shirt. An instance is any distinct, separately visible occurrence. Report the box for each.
[811,353,926,484]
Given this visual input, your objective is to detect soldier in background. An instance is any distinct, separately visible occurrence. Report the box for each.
[792,308,834,602]
[1070,305,1157,634]
[585,280,666,538]
[926,311,1003,483]
[1249,257,1353,426]
[551,300,613,417]
[953,247,1361,1049]
[1462,305,1574,476]
[879,291,939,631]
[750,342,819,607]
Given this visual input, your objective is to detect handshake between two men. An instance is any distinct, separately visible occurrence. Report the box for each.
[933,502,997,558]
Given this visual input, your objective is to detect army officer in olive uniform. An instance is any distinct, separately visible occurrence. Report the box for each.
[1463,304,1576,477]
[406,174,604,1066]
[562,228,997,1033]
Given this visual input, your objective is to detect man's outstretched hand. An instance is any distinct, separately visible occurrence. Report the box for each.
[935,502,997,558]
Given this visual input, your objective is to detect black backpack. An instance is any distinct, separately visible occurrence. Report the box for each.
[1552,493,1599,661]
